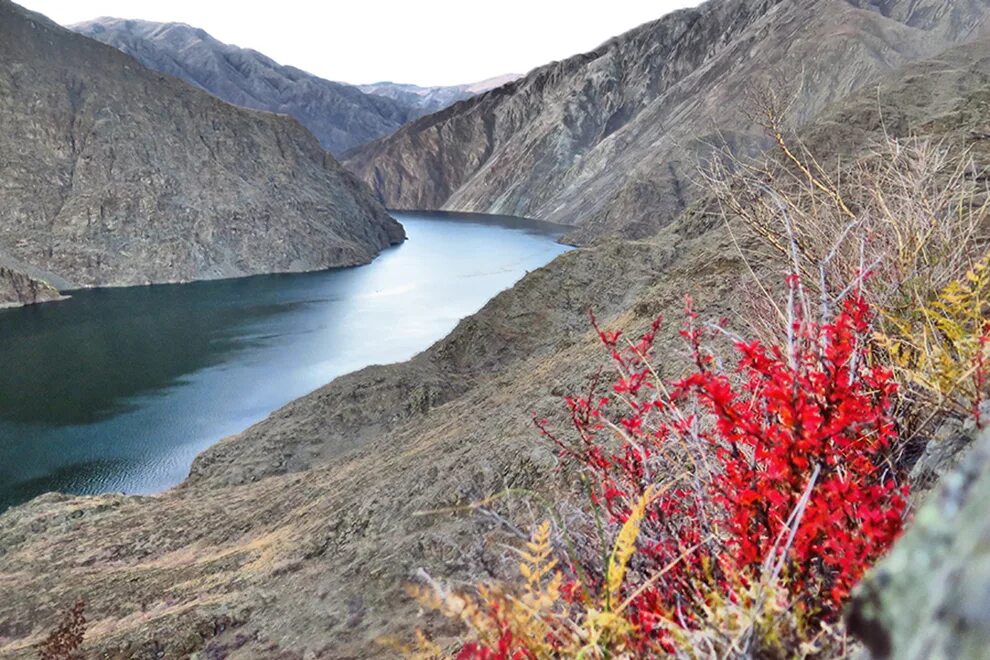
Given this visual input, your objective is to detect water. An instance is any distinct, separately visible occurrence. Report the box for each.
[0,211,571,511]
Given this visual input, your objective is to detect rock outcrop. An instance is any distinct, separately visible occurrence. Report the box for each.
[0,0,404,291]
[344,0,990,243]
[848,424,990,659]
[0,268,62,307]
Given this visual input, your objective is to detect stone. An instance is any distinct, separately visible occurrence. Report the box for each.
[848,426,990,659]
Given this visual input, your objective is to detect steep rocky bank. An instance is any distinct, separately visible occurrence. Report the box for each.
[0,268,62,308]
[344,0,989,243]
[0,0,404,293]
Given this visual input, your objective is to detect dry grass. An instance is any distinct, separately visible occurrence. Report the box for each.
[703,103,989,442]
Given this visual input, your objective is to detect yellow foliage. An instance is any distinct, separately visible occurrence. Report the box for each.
[409,507,657,659]
[408,486,852,658]
[379,630,445,659]
[409,520,568,658]
[606,486,653,609]
[878,251,990,420]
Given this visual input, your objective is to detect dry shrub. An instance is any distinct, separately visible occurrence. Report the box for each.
[37,600,86,660]
[877,252,990,428]
[411,278,905,658]
[703,103,989,440]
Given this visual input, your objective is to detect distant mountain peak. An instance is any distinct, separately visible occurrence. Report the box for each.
[72,17,519,154]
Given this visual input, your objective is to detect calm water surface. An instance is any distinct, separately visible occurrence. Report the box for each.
[0,212,571,511]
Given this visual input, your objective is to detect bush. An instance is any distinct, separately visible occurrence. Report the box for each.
[37,600,86,660]
[703,111,989,440]
[416,277,908,658]
[878,252,990,428]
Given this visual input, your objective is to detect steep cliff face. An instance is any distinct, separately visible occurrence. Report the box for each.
[345,0,989,243]
[0,1,404,291]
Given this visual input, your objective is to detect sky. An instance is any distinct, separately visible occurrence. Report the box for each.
[17,0,703,86]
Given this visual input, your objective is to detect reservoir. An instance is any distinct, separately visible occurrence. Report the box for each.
[0,211,571,511]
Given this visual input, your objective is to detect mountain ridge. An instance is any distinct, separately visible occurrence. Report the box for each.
[344,0,990,243]
[0,0,404,298]
[72,17,519,154]
[3,0,990,656]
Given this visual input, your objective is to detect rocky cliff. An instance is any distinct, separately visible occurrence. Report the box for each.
[345,0,990,243]
[0,268,62,308]
[0,1,404,292]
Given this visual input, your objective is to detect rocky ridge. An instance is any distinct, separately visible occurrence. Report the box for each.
[357,75,522,120]
[72,19,517,155]
[0,268,62,308]
[0,0,404,296]
[345,0,990,243]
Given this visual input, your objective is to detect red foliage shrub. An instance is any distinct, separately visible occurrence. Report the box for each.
[458,285,909,657]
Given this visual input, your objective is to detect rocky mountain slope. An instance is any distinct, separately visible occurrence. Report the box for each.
[358,75,522,119]
[71,19,516,155]
[344,0,990,244]
[0,1,404,296]
[3,30,990,655]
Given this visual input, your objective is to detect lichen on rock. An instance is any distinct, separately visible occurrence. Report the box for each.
[848,422,990,659]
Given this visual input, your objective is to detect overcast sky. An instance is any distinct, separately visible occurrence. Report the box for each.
[17,0,703,86]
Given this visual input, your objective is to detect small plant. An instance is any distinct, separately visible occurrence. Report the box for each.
[416,277,908,657]
[37,600,86,660]
[878,252,990,428]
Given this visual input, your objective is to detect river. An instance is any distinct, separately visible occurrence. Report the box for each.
[0,211,571,511]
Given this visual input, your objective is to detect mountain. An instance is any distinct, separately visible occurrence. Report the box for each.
[0,0,404,297]
[358,74,522,118]
[71,17,414,154]
[344,0,990,243]
[4,7,990,652]
[71,18,518,155]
